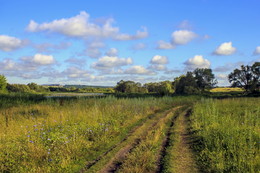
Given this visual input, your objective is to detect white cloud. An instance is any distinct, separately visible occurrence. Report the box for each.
[157,40,175,49]
[184,55,210,70]
[171,30,197,45]
[106,48,118,56]
[124,65,155,75]
[114,27,148,40]
[253,46,260,55]
[92,56,133,69]
[0,35,26,52]
[150,55,168,64]
[27,11,118,38]
[213,42,236,55]
[32,54,55,65]
[26,11,148,41]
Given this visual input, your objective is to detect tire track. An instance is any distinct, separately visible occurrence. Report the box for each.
[80,106,181,173]
[80,109,175,173]
[158,108,199,173]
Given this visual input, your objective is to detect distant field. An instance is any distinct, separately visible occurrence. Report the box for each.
[210,87,244,92]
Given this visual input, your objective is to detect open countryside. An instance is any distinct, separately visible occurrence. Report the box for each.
[1,1,260,173]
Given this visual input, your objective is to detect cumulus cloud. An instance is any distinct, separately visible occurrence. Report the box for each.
[106,48,118,56]
[213,42,236,55]
[253,46,260,55]
[92,56,133,69]
[0,35,27,52]
[150,55,168,64]
[124,65,155,75]
[156,40,175,49]
[26,11,148,41]
[156,30,197,50]
[31,54,55,65]
[26,11,118,38]
[184,55,210,70]
[171,30,197,45]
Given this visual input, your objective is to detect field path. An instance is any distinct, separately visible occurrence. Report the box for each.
[82,106,181,173]
[159,109,199,173]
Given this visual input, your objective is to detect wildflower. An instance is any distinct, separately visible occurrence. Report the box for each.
[33,125,37,127]
[29,140,34,143]
[27,135,31,137]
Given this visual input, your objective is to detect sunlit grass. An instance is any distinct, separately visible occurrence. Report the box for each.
[191,98,260,172]
[0,96,182,172]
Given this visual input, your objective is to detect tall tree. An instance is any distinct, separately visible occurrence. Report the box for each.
[193,68,217,91]
[228,62,260,92]
[175,72,199,94]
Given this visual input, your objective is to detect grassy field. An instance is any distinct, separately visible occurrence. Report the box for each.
[0,94,259,172]
[191,98,260,173]
[0,95,190,172]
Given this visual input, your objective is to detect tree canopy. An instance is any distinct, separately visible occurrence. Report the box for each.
[228,62,260,92]
[174,68,217,94]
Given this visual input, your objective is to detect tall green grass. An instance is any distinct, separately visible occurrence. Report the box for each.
[0,96,187,172]
[191,98,260,173]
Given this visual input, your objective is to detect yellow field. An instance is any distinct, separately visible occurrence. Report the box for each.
[210,87,244,92]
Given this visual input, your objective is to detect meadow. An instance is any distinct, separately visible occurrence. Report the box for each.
[0,95,189,172]
[0,94,259,173]
[191,98,260,173]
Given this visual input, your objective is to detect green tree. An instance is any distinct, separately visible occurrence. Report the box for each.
[0,75,7,93]
[115,80,144,93]
[228,62,260,92]
[175,72,199,94]
[158,81,174,95]
[193,68,217,91]
[6,84,31,93]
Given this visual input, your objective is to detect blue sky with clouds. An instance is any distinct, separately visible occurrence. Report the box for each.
[0,0,259,86]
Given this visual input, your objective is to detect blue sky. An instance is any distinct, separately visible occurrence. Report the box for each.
[0,0,259,86]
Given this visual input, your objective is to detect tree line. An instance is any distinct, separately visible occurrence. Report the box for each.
[115,62,260,95]
[0,62,259,95]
